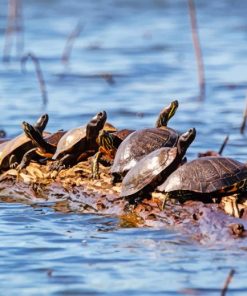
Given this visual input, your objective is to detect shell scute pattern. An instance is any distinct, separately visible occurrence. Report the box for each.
[52,125,86,159]
[158,157,247,195]
[121,147,177,197]
[111,127,178,174]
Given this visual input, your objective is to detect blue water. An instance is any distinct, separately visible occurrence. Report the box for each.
[0,0,247,294]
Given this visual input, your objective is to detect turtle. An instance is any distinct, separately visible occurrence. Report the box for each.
[0,114,49,170]
[110,100,180,183]
[120,128,196,203]
[157,156,247,205]
[17,121,66,170]
[50,110,107,170]
[91,100,179,179]
[19,120,116,167]
[91,128,135,179]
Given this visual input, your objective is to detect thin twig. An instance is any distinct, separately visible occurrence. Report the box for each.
[218,135,229,155]
[221,269,235,296]
[240,94,247,134]
[187,0,205,100]
[15,0,24,57]
[3,0,24,62]
[61,22,82,66]
[21,52,48,106]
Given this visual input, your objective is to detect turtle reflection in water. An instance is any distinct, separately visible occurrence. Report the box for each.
[110,100,180,183]
[157,157,247,211]
[120,128,196,204]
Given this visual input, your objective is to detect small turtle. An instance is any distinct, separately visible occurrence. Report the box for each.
[120,128,196,203]
[0,114,48,170]
[51,111,107,170]
[157,156,247,204]
[17,121,66,170]
[91,128,135,179]
[111,100,179,182]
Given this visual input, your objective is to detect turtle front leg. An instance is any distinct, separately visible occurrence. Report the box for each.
[9,154,18,169]
[51,154,76,171]
[17,148,39,171]
[91,151,102,179]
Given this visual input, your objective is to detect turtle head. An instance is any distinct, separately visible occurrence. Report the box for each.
[177,128,196,156]
[34,114,49,132]
[155,100,178,128]
[97,129,115,150]
[22,121,40,143]
[86,111,107,141]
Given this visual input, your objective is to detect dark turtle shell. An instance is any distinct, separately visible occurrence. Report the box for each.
[36,130,67,157]
[111,127,179,176]
[120,147,178,197]
[158,157,247,196]
[52,125,87,160]
[52,111,107,161]
[113,129,135,141]
[103,122,117,133]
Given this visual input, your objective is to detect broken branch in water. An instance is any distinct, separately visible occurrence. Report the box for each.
[221,269,235,296]
[240,94,247,134]
[187,0,205,100]
[3,0,24,62]
[21,52,48,106]
[61,22,82,66]
[218,135,229,155]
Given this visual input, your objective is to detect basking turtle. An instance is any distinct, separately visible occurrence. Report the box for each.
[157,156,247,203]
[51,111,107,170]
[17,122,66,170]
[120,128,196,203]
[110,100,179,182]
[20,120,116,166]
[0,114,48,170]
[91,100,179,179]
[91,128,135,179]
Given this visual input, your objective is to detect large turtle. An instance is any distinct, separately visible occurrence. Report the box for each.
[110,100,180,182]
[0,114,48,170]
[91,100,179,179]
[50,111,107,170]
[120,128,196,203]
[157,156,247,204]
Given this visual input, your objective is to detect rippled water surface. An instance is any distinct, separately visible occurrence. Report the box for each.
[0,0,247,294]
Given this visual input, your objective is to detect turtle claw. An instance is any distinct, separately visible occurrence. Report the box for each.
[10,162,19,169]
[50,161,66,172]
